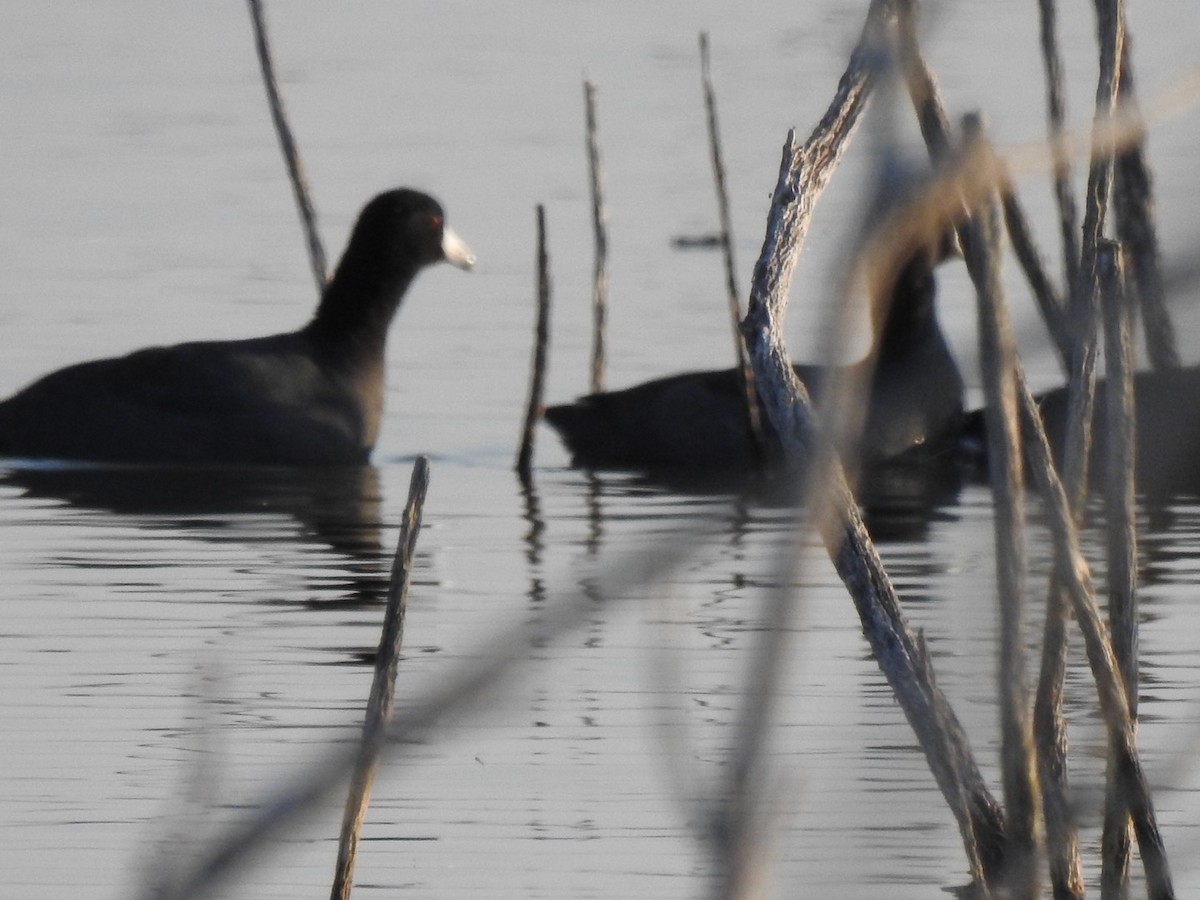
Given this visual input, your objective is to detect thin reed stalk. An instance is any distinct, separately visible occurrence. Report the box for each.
[1061,0,1123,501]
[893,15,1082,886]
[1050,14,1124,893]
[584,79,608,394]
[958,118,1039,899]
[330,457,431,900]
[246,0,327,295]
[516,205,551,480]
[1000,184,1072,368]
[1098,241,1137,900]
[1014,369,1174,899]
[1111,30,1180,371]
[699,32,766,463]
[1029,8,1127,893]
[1035,0,1130,888]
[1038,0,1081,294]
[1034,573,1084,899]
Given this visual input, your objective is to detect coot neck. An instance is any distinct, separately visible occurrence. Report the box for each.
[870,253,938,365]
[303,254,419,365]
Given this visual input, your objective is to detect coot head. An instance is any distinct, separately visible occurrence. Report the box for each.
[308,188,474,346]
[343,188,476,274]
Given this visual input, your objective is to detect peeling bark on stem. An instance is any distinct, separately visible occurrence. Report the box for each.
[740,1,1007,887]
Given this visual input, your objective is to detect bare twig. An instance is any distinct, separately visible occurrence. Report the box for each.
[246,0,327,295]
[584,79,608,394]
[700,32,766,465]
[1037,0,1081,294]
[516,205,551,480]
[330,457,430,900]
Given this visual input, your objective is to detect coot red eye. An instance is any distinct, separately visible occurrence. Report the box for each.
[430,214,444,231]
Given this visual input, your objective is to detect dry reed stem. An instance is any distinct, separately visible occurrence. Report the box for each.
[699,32,766,466]
[516,205,551,479]
[329,457,430,900]
[1029,3,1129,891]
[1038,0,1081,295]
[1060,0,1122,505]
[584,79,608,394]
[958,119,1039,899]
[741,0,1008,887]
[893,11,1070,885]
[1014,370,1174,899]
[1098,241,1137,899]
[1061,8,1121,892]
[1033,577,1083,899]
[1112,42,1180,372]
[889,8,1174,889]
[246,0,327,296]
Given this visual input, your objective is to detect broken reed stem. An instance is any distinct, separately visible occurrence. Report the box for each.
[246,0,327,296]
[1112,33,1181,371]
[1099,240,1138,899]
[740,1,1007,887]
[584,79,608,394]
[958,118,1039,899]
[329,457,431,900]
[516,205,551,480]
[1037,0,1081,295]
[699,32,767,464]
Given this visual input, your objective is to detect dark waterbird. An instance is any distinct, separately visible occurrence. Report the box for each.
[963,365,1200,497]
[0,188,474,466]
[543,234,964,492]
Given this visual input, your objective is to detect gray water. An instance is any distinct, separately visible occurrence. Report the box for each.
[3,2,1200,898]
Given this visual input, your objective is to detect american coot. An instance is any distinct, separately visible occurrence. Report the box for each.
[0,188,474,466]
[543,237,963,480]
[962,366,1200,497]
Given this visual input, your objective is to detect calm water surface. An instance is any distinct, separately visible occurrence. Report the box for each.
[2,3,1200,898]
